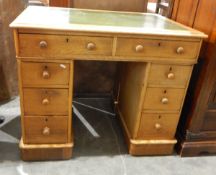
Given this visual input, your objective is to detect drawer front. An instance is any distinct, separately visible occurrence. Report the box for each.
[143,88,185,111]
[23,88,68,115]
[24,116,68,144]
[148,64,192,87]
[19,34,113,57]
[137,113,179,139]
[21,62,70,86]
[116,38,200,59]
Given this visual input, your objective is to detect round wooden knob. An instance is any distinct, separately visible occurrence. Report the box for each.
[167,72,175,79]
[42,98,49,105]
[135,45,144,52]
[176,47,184,54]
[86,42,96,50]
[155,123,161,130]
[42,127,50,136]
[39,41,47,48]
[161,97,169,104]
[42,70,50,79]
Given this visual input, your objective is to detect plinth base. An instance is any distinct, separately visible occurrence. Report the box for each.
[129,139,177,156]
[20,139,73,161]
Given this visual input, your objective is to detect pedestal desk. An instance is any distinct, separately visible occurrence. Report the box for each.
[10,6,206,161]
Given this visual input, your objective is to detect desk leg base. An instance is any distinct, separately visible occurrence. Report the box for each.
[19,139,73,161]
[128,140,176,156]
[179,140,216,157]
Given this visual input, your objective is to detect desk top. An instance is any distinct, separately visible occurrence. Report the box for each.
[10,6,207,38]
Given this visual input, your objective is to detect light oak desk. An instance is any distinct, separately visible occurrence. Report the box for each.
[10,6,206,161]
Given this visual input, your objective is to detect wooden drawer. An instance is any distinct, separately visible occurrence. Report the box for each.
[21,62,70,86]
[23,88,68,115]
[148,64,192,87]
[143,88,185,111]
[137,113,179,139]
[24,116,68,144]
[19,34,113,57]
[116,38,200,59]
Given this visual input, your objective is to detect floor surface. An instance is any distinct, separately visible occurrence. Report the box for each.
[0,97,216,175]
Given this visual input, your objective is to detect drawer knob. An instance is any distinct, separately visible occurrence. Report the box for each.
[42,98,49,105]
[135,45,144,52]
[176,47,184,54]
[42,127,50,136]
[42,70,50,79]
[86,42,96,50]
[155,123,162,130]
[167,72,175,79]
[161,97,169,104]
[39,41,47,48]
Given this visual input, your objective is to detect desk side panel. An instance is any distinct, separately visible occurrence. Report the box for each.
[118,62,149,138]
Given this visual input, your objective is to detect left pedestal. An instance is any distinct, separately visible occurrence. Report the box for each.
[16,58,74,161]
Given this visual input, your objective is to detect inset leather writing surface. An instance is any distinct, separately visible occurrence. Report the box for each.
[10,6,207,38]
